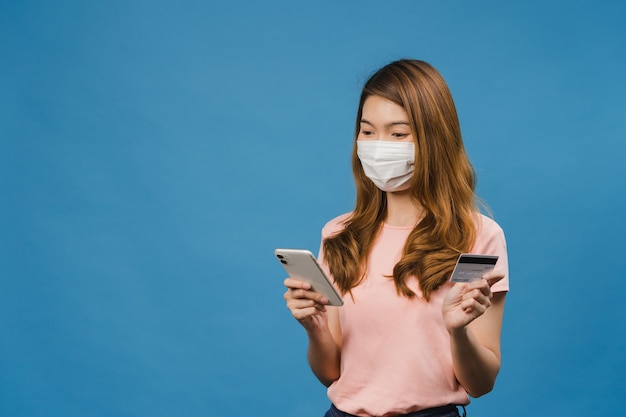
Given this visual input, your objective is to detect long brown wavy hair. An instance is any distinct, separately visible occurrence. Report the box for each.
[323,59,481,301]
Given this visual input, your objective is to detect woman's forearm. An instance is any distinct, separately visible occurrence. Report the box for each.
[443,277,506,397]
[449,326,500,397]
[307,327,341,387]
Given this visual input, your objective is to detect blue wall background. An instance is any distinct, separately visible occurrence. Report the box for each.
[2,1,625,416]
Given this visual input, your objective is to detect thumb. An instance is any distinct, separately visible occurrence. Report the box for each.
[484,270,505,287]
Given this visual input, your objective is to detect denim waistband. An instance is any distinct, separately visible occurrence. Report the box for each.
[326,403,465,417]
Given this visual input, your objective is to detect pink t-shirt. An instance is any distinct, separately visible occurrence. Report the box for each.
[318,213,509,417]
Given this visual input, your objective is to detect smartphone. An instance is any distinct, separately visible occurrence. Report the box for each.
[275,248,343,306]
[449,254,499,283]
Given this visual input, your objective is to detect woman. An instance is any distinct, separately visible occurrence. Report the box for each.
[284,59,508,417]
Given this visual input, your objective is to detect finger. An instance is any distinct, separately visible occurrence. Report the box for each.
[284,277,312,290]
[462,288,492,310]
[463,287,491,304]
[288,299,327,314]
[287,298,326,311]
[291,306,322,321]
[466,279,492,298]
[284,287,329,305]
[461,295,490,314]
[448,281,469,298]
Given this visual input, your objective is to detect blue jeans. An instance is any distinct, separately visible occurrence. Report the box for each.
[324,403,466,417]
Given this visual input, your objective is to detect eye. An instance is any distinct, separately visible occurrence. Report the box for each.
[360,129,374,136]
[391,132,410,139]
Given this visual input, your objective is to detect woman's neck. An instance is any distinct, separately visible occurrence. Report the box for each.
[384,191,423,227]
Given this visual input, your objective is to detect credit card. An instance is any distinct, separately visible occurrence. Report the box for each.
[450,254,499,283]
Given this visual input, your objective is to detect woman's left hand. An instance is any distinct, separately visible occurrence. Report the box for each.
[442,270,504,333]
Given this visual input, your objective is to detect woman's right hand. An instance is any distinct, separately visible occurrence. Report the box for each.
[284,278,330,332]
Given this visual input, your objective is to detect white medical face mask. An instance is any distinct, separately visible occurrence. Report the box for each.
[357,140,415,192]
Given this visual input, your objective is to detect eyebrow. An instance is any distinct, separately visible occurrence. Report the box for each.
[360,119,410,128]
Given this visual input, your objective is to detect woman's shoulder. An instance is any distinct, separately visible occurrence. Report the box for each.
[473,212,507,251]
[321,212,353,238]
[476,213,505,236]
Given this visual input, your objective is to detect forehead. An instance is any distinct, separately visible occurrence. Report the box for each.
[361,95,408,122]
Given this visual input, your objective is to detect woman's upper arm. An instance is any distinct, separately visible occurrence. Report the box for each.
[468,292,506,360]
